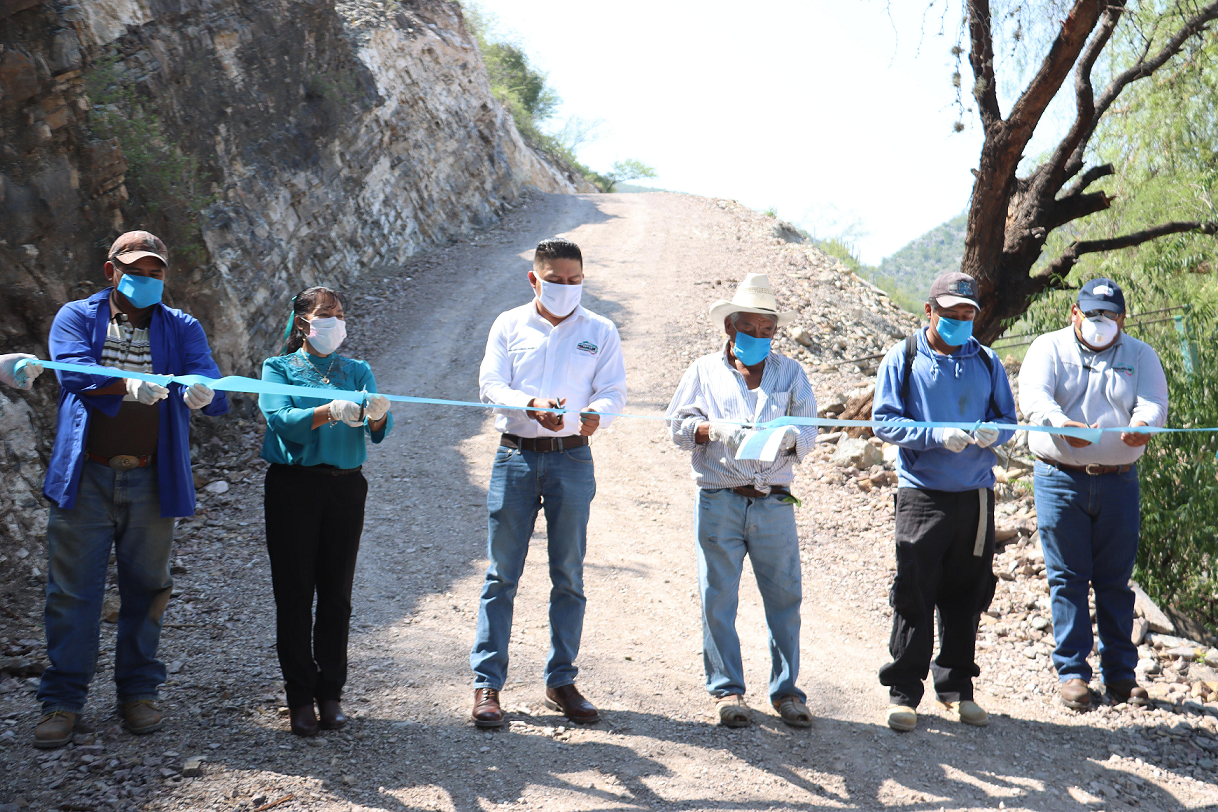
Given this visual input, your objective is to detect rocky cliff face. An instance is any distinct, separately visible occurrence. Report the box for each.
[0,0,591,567]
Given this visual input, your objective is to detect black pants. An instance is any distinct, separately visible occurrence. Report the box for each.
[878,487,997,707]
[264,464,367,710]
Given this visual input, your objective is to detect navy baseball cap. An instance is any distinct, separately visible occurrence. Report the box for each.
[928,272,980,310]
[1077,278,1125,314]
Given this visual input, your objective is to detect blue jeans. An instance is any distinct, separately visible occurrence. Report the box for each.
[37,461,175,713]
[695,488,804,703]
[1033,461,1140,685]
[471,444,596,689]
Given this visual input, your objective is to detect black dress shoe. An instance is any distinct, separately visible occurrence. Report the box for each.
[545,684,601,724]
[318,700,346,730]
[290,704,319,737]
[472,688,506,728]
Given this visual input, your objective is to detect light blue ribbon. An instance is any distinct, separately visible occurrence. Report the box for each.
[17,359,1207,447]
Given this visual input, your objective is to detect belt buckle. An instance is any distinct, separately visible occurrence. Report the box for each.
[109,455,139,472]
[1084,463,1103,476]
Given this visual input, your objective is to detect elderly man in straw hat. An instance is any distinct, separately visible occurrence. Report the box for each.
[665,273,819,728]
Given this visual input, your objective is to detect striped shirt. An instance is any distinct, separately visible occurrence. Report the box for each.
[86,298,159,458]
[666,342,819,491]
[102,310,154,399]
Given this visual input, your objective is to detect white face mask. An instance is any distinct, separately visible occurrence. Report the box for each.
[1079,314,1119,348]
[306,316,347,355]
[535,278,583,317]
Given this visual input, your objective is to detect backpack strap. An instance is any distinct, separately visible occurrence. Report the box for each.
[900,331,1003,419]
[900,333,917,406]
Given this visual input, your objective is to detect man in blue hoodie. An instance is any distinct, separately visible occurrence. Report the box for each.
[872,272,1017,732]
[34,231,229,748]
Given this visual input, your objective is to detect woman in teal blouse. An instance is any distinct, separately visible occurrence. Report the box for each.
[259,286,392,736]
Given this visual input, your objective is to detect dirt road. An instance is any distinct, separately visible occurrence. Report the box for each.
[3,192,1216,812]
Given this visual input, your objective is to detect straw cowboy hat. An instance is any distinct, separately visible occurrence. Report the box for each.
[708,273,797,327]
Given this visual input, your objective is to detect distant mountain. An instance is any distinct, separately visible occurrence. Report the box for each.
[870,212,967,300]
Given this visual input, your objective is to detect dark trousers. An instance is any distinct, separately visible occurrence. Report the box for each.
[879,487,997,707]
[264,464,367,709]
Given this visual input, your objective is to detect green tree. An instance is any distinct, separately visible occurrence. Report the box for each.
[938,0,1218,343]
[595,159,658,192]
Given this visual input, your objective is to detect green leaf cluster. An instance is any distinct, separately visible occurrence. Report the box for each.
[1006,24,1218,628]
[460,3,655,193]
[84,54,216,269]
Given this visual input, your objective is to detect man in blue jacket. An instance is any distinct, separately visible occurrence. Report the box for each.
[872,272,1017,732]
[34,231,229,748]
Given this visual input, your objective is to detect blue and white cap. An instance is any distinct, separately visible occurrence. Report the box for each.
[1077,278,1126,314]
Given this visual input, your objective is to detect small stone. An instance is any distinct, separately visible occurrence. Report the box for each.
[1131,581,1174,634]
[1030,616,1050,631]
[181,756,204,776]
[829,438,882,469]
[1132,617,1150,645]
[168,660,184,674]
[204,480,230,495]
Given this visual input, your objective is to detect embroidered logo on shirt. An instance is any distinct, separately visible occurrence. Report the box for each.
[1112,364,1135,377]
[575,341,599,356]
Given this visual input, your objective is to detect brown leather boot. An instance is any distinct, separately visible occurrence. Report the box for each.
[289,704,319,736]
[472,688,506,728]
[1106,679,1149,706]
[33,711,76,749]
[1060,678,1092,711]
[545,684,601,724]
[318,699,346,730]
[120,700,163,734]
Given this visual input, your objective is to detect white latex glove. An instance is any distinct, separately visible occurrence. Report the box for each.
[0,353,42,390]
[708,422,749,450]
[328,399,366,427]
[778,425,801,452]
[182,383,215,410]
[125,377,169,405]
[940,427,975,453]
[972,425,1000,449]
[365,394,390,422]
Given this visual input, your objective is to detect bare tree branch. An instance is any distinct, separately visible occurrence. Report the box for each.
[1061,163,1115,198]
[1037,220,1218,279]
[1063,0,1218,180]
[1003,0,1105,155]
[1033,2,1125,203]
[1047,190,1114,229]
[966,0,1001,131]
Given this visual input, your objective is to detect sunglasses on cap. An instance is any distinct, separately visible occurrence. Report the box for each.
[1081,309,1117,319]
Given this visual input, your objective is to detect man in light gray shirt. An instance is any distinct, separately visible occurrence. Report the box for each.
[666,273,818,729]
[1019,278,1168,711]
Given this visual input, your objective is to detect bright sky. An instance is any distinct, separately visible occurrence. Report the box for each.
[480,0,993,264]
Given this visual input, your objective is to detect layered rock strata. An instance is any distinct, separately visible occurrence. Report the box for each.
[0,0,589,561]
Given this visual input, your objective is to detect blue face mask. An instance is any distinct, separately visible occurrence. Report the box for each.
[732,331,771,366]
[116,273,164,309]
[934,315,974,347]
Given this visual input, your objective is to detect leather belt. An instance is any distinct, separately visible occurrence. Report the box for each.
[500,434,590,453]
[85,452,154,471]
[1037,457,1133,476]
[731,486,792,499]
[272,463,363,476]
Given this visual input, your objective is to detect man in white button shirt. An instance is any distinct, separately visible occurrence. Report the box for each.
[1020,278,1168,712]
[666,273,819,729]
[470,238,627,728]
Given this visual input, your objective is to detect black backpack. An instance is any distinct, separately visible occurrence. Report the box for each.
[899,333,1002,418]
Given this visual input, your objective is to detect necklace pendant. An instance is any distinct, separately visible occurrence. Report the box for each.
[321,377,330,384]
